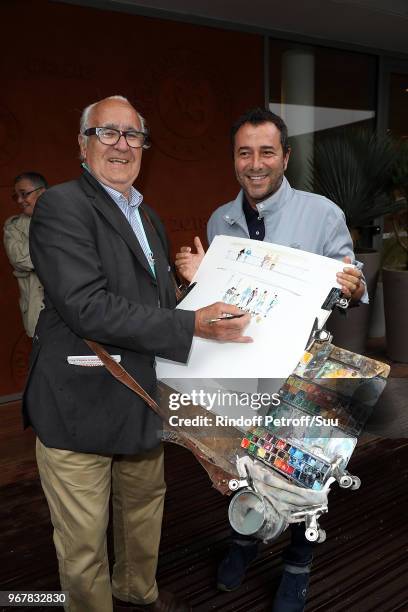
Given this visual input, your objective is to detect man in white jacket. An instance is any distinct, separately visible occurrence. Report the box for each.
[3,172,48,337]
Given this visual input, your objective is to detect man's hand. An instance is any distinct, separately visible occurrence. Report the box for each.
[195,303,252,343]
[336,256,365,302]
[175,236,205,283]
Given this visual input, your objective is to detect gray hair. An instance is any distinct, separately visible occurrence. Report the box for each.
[79,95,147,135]
[14,172,48,189]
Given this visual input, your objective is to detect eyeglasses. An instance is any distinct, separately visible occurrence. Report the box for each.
[12,186,43,202]
[83,127,150,149]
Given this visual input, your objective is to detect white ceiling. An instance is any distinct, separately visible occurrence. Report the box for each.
[102,0,408,55]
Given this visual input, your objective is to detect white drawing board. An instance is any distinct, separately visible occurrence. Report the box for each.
[157,236,346,380]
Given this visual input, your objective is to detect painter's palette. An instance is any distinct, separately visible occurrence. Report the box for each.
[160,341,389,496]
[264,401,358,464]
[275,343,388,441]
[241,427,332,490]
[278,374,363,435]
[240,342,389,490]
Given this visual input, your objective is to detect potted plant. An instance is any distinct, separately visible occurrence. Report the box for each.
[310,127,403,354]
[382,139,408,362]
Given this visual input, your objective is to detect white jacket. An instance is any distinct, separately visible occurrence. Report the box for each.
[3,214,44,337]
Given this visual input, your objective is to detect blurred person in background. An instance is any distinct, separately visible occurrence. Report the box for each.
[3,172,48,337]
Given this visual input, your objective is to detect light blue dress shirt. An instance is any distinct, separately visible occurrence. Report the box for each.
[83,165,155,276]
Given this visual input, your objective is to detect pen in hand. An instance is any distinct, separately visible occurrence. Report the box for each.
[205,313,246,324]
[195,304,252,342]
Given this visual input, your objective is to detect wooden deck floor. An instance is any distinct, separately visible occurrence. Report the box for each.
[1,345,408,611]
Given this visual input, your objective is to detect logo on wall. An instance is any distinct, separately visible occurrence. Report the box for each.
[0,104,21,168]
[141,49,231,161]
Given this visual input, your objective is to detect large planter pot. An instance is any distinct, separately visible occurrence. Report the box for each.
[326,249,381,354]
[383,267,408,362]
[368,280,385,338]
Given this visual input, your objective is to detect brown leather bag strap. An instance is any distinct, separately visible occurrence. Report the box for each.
[84,339,163,417]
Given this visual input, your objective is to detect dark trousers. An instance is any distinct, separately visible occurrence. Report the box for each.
[233,523,314,568]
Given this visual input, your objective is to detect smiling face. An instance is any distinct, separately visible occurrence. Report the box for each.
[13,178,45,217]
[233,121,290,209]
[78,98,143,197]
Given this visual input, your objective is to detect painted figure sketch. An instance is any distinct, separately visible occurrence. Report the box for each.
[156,236,347,380]
[221,275,278,321]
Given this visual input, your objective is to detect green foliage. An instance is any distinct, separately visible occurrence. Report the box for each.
[311,128,403,228]
[381,235,408,269]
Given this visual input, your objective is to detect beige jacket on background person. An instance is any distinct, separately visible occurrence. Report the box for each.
[3,214,44,337]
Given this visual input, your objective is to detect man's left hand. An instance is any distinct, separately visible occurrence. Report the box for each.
[336,256,365,302]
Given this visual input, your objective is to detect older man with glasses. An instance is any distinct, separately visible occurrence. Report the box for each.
[3,172,48,337]
[24,95,251,612]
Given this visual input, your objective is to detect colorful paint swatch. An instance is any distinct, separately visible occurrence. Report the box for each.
[240,426,332,490]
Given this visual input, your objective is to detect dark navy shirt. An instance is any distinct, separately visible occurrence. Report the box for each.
[242,195,265,241]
